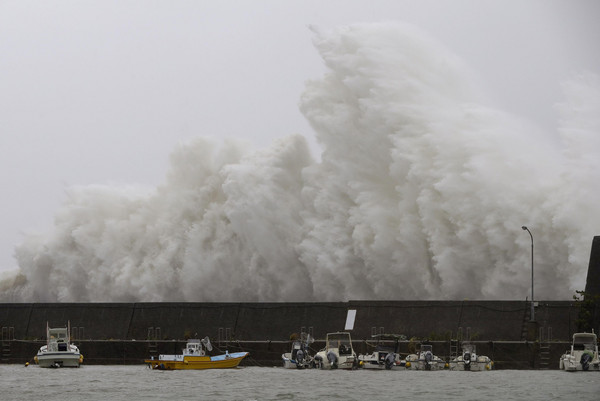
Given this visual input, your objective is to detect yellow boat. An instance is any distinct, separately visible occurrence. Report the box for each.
[145,337,248,370]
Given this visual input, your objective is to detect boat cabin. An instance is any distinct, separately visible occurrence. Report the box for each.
[47,327,69,352]
[462,343,475,354]
[419,344,433,354]
[326,332,353,355]
[571,333,598,352]
[183,339,206,356]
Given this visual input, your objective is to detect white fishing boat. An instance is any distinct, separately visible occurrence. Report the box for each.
[449,343,493,371]
[559,331,600,371]
[314,332,357,370]
[34,322,83,368]
[145,337,248,370]
[405,343,444,370]
[282,333,314,369]
[358,334,406,370]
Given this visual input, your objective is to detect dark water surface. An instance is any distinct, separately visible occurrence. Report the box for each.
[1,365,599,400]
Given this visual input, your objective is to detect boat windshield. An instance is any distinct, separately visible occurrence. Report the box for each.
[462,343,475,353]
[48,329,68,341]
[573,334,597,350]
[185,340,203,354]
[327,333,352,352]
[420,344,432,352]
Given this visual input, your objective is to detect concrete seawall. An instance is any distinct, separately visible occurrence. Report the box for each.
[0,300,581,341]
[0,300,586,368]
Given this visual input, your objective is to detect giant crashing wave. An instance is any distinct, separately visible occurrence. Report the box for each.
[1,22,599,302]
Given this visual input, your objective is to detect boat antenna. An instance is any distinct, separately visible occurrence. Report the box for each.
[201,336,213,351]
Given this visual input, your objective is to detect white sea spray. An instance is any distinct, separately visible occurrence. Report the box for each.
[2,23,598,302]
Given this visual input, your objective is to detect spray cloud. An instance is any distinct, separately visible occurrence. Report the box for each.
[2,22,598,302]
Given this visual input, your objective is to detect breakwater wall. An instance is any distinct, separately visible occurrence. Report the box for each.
[0,300,585,368]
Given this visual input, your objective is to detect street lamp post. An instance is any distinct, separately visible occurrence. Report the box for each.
[521,226,535,322]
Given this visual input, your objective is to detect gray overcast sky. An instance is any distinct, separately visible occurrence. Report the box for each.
[1,0,599,274]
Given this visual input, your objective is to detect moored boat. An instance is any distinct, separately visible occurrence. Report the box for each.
[449,342,493,371]
[314,332,357,369]
[282,333,315,369]
[358,334,406,370]
[559,331,600,371]
[405,343,444,370]
[145,337,248,370]
[34,322,83,368]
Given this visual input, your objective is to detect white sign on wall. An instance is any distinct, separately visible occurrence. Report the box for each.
[344,309,356,330]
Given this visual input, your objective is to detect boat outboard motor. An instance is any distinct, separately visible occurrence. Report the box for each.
[581,352,593,371]
[327,351,338,369]
[424,351,433,370]
[296,349,305,368]
[314,354,323,369]
[385,352,395,370]
[463,352,471,370]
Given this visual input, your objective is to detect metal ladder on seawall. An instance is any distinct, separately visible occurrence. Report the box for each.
[520,301,531,341]
[148,342,158,359]
[147,327,160,360]
[539,343,550,369]
[538,327,551,369]
[1,341,10,363]
[1,327,14,364]
[449,339,459,361]
[449,328,463,367]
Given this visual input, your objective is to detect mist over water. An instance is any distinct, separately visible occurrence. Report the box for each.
[2,23,599,302]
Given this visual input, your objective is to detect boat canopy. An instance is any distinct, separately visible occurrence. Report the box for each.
[573,333,597,350]
[48,328,68,340]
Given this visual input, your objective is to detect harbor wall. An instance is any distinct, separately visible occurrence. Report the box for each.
[585,236,600,333]
[0,300,580,342]
[0,300,582,369]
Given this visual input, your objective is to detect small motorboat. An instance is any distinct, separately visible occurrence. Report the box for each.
[405,343,444,370]
[559,331,600,371]
[314,332,357,370]
[449,342,493,371]
[282,333,314,369]
[145,337,248,370]
[34,322,83,368]
[358,334,406,370]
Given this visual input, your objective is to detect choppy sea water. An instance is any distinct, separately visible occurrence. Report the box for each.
[1,365,599,400]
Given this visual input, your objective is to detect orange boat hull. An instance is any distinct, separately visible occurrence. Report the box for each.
[145,352,248,370]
